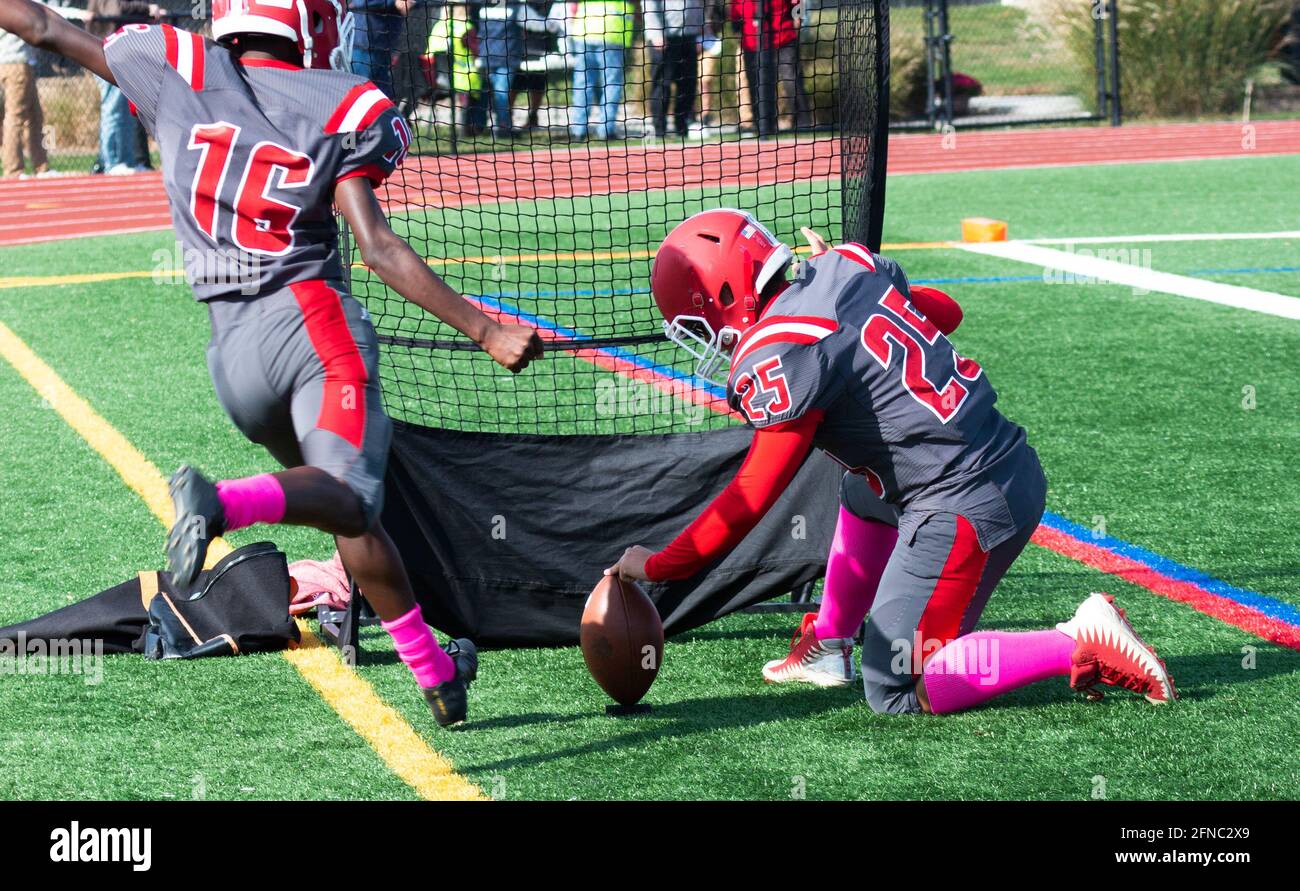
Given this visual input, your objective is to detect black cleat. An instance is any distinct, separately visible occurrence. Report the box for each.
[166,465,226,598]
[423,638,477,727]
[444,637,478,682]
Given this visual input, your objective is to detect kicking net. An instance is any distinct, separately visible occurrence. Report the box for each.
[347,0,889,644]
[348,0,888,436]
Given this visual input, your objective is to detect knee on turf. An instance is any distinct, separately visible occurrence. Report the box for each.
[862,677,924,715]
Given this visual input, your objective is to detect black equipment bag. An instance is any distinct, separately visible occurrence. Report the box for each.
[140,542,300,659]
[0,542,299,659]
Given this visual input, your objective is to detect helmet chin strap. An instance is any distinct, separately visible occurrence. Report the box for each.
[296,0,314,67]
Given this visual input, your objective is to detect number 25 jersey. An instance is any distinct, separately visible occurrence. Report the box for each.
[726,244,1047,550]
[103,24,412,301]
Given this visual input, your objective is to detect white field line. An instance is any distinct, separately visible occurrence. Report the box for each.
[959,241,1300,320]
[1018,230,1300,246]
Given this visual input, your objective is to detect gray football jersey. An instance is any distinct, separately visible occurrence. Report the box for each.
[726,243,1045,550]
[103,24,412,300]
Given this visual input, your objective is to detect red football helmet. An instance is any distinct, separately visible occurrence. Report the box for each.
[651,209,794,380]
[212,0,354,71]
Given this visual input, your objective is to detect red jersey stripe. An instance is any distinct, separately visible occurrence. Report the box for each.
[324,83,394,134]
[731,315,838,369]
[324,84,373,133]
[834,243,878,270]
[188,31,206,91]
[289,280,369,449]
[162,23,178,71]
[914,515,990,668]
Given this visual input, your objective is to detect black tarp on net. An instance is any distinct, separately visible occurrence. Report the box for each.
[349,0,888,645]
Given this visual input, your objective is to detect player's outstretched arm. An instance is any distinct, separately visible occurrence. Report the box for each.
[336,177,544,373]
[0,0,113,83]
[605,411,822,582]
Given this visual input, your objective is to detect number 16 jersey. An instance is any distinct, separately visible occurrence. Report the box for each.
[103,24,412,301]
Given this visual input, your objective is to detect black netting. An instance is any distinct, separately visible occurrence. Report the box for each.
[349,0,887,435]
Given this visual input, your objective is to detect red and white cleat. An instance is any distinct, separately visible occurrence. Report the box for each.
[762,612,855,687]
[1056,593,1177,705]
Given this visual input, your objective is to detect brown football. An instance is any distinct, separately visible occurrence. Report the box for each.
[580,575,664,706]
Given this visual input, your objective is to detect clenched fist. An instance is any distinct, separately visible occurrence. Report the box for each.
[482,322,544,373]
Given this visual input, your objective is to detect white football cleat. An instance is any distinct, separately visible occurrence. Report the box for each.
[1056,592,1177,705]
[762,612,855,687]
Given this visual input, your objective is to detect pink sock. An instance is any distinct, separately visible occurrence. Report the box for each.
[814,508,898,640]
[381,606,455,688]
[922,629,1074,714]
[216,474,286,532]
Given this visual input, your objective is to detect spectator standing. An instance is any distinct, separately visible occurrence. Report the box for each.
[0,21,50,177]
[87,0,159,175]
[644,0,703,140]
[733,21,752,130]
[695,0,727,130]
[350,0,412,100]
[427,1,487,134]
[512,0,557,132]
[558,0,634,141]
[479,0,526,137]
[730,0,809,134]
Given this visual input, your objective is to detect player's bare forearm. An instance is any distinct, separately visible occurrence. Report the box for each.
[336,177,543,372]
[0,0,114,82]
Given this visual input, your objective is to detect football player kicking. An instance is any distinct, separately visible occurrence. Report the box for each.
[607,209,1176,714]
[1,0,544,725]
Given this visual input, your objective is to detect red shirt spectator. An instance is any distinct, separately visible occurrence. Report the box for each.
[730,0,800,53]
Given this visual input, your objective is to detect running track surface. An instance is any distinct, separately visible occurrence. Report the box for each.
[2,120,1299,247]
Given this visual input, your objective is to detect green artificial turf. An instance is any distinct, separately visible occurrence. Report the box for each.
[0,154,1296,799]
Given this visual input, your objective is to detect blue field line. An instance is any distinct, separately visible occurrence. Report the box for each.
[1184,265,1300,278]
[1041,513,1300,627]
[472,292,728,401]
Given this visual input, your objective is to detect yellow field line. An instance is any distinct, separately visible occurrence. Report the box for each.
[0,241,958,290]
[0,270,162,290]
[0,319,485,802]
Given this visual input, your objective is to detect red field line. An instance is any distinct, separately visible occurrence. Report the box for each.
[3,120,1297,246]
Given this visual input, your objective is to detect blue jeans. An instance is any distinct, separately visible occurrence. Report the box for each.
[487,65,515,133]
[570,44,625,138]
[351,12,402,98]
[98,77,145,171]
[462,90,489,133]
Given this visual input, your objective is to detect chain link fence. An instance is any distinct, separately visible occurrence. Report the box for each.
[889,0,1119,130]
[1,3,205,173]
